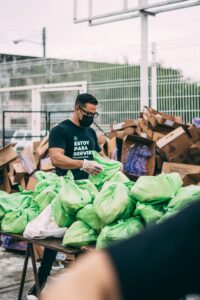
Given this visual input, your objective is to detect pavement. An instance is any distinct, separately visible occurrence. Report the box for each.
[1,246,200,300]
[0,246,63,300]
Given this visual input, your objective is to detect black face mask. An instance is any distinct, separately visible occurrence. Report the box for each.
[79,114,94,127]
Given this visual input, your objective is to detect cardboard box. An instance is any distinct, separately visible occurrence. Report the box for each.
[138,119,154,139]
[190,141,200,155]
[26,175,38,190]
[121,135,156,180]
[143,107,187,131]
[162,162,200,178]
[3,165,12,193]
[107,137,123,161]
[0,144,18,167]
[193,153,200,163]
[40,157,55,172]
[33,141,41,154]
[182,173,200,186]
[20,146,38,174]
[188,125,200,143]
[11,162,25,183]
[97,134,107,145]
[157,127,192,163]
[152,131,166,142]
[36,135,49,158]
[111,119,138,131]
[20,177,26,190]
[109,127,135,140]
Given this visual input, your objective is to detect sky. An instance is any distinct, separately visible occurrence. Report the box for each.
[0,0,199,139]
[0,0,200,61]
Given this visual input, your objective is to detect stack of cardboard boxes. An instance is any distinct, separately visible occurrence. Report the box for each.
[105,107,200,185]
[0,135,55,193]
[0,107,200,193]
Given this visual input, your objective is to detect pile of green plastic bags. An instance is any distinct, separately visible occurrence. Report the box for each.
[1,150,200,249]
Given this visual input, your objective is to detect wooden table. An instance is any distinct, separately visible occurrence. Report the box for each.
[0,231,83,300]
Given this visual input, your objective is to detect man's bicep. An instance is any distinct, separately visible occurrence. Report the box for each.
[49,147,65,156]
[49,127,66,149]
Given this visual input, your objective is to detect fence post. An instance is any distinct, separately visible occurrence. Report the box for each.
[140,0,149,111]
[31,89,41,140]
[151,42,157,109]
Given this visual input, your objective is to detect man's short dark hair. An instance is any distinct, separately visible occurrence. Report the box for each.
[75,93,98,107]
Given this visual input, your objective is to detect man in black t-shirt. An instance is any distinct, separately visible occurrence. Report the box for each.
[27,93,103,299]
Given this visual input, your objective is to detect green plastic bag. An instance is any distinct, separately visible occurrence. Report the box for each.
[167,185,200,212]
[26,207,40,222]
[120,196,136,219]
[89,151,122,190]
[0,191,33,213]
[51,194,76,227]
[34,171,59,194]
[60,172,92,212]
[96,217,143,249]
[75,179,98,200]
[62,221,97,247]
[131,173,183,204]
[1,209,28,233]
[0,206,5,220]
[76,204,104,232]
[134,202,164,225]
[34,185,58,212]
[94,182,130,224]
[35,170,59,182]
[109,171,130,184]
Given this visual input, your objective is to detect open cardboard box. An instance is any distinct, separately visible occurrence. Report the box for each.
[162,162,200,178]
[109,127,135,140]
[121,135,156,180]
[182,173,200,186]
[190,141,200,155]
[110,119,138,131]
[26,175,38,191]
[0,144,18,167]
[143,106,188,131]
[20,146,38,175]
[188,125,200,143]
[157,127,192,163]
[107,137,123,161]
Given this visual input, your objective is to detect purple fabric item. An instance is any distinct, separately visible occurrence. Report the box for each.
[123,144,152,176]
[0,234,27,251]
[192,118,200,128]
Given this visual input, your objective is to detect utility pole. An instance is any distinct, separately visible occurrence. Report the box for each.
[42,27,46,58]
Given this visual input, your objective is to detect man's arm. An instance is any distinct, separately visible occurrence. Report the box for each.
[41,251,122,300]
[49,147,103,175]
[49,147,83,170]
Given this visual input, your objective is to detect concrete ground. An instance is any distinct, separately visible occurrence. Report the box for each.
[0,246,63,300]
[0,246,200,300]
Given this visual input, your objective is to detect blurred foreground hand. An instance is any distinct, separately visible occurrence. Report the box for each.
[41,251,122,300]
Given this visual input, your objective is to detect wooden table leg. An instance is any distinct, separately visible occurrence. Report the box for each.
[18,243,30,300]
[29,243,41,297]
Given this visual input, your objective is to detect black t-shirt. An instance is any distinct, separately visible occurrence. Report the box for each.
[48,119,101,179]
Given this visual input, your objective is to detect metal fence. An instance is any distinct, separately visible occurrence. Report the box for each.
[0,36,200,147]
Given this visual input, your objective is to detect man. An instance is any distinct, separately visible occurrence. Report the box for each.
[27,93,103,299]
[41,199,200,300]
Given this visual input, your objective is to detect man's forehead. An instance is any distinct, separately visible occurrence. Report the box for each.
[84,103,97,111]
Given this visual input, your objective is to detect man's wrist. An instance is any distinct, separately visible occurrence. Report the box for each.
[78,160,84,169]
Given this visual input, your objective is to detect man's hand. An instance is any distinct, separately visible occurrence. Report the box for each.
[82,159,103,176]
[41,251,122,300]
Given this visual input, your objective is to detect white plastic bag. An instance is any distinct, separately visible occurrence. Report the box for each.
[23,205,66,239]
